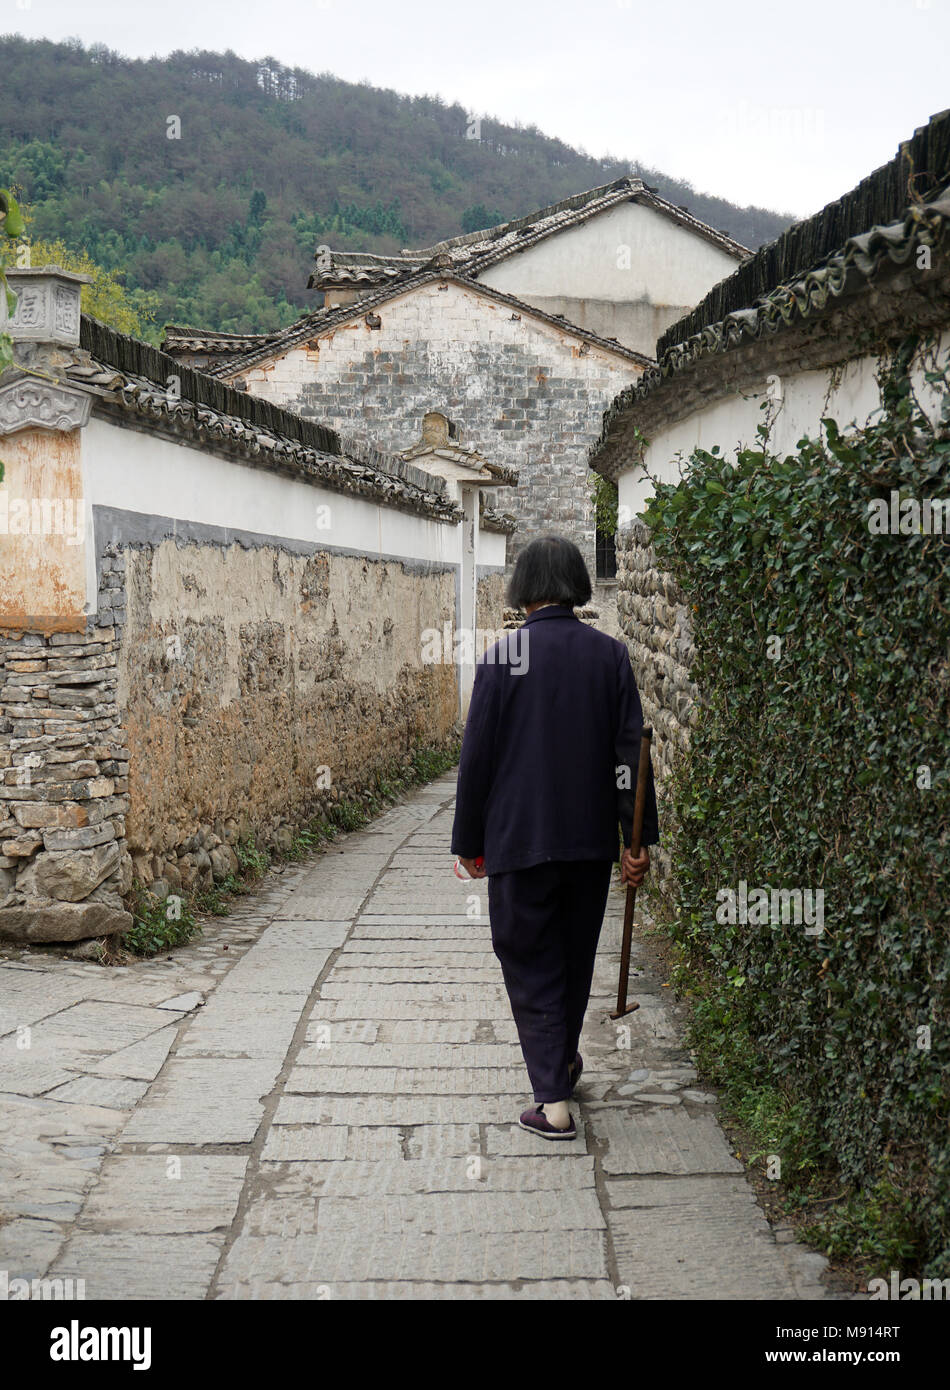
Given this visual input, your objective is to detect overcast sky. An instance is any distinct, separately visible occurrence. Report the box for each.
[8,0,950,218]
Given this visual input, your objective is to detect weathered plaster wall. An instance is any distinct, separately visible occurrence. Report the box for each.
[612,321,950,518]
[0,412,131,940]
[231,280,640,573]
[0,427,86,633]
[79,415,501,575]
[476,570,507,631]
[114,537,458,896]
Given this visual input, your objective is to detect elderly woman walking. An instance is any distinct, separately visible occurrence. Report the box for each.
[451,535,659,1138]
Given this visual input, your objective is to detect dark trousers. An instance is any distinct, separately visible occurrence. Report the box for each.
[487,859,613,1103]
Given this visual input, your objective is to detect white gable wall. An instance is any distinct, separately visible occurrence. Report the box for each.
[479,201,743,355]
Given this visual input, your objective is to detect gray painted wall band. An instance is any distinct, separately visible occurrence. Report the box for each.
[92,504,504,588]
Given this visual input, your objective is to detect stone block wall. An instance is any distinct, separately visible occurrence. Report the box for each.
[0,623,133,938]
[616,521,699,877]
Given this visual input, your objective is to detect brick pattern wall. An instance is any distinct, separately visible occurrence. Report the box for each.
[237,282,640,574]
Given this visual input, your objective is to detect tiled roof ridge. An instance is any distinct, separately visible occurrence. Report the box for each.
[410,176,649,255]
[162,324,284,349]
[311,176,749,291]
[590,183,950,469]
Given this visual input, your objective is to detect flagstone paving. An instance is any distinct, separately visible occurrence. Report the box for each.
[0,773,832,1300]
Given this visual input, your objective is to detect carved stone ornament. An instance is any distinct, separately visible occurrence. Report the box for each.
[5,265,92,346]
[0,378,92,436]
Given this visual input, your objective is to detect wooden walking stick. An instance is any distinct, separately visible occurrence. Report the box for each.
[610,726,653,1020]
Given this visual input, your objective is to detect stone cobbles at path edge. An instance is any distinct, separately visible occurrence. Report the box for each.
[0,772,833,1301]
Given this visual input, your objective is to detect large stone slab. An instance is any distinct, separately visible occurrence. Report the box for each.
[309,999,514,1021]
[216,1278,617,1300]
[46,1075,148,1109]
[403,1124,483,1159]
[293,1043,517,1068]
[50,1232,223,1299]
[0,1216,65,1282]
[215,948,332,996]
[485,1124,593,1157]
[177,992,302,1059]
[255,922,350,948]
[219,1228,609,1284]
[0,902,132,942]
[0,1094,124,1222]
[256,1156,597,1196]
[31,1001,175,1056]
[88,1025,178,1081]
[285,1066,526,1095]
[279,897,365,920]
[307,1189,606,1236]
[319,983,507,1003]
[80,1155,248,1233]
[370,1020,482,1044]
[261,1125,401,1161]
[121,1058,281,1144]
[340,937,491,953]
[590,1106,743,1176]
[273,1095,520,1126]
[0,1050,77,1096]
[606,1176,802,1299]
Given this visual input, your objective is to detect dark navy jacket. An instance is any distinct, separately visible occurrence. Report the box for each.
[451,605,659,876]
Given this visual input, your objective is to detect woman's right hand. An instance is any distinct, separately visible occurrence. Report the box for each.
[620,847,650,887]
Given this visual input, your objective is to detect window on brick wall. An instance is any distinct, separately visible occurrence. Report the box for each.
[596,529,617,580]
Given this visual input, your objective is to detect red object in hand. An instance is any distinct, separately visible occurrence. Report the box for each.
[453,856,484,879]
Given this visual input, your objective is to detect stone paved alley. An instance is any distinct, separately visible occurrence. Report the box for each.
[0,773,830,1300]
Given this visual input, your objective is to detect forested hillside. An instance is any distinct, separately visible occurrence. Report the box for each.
[0,35,794,336]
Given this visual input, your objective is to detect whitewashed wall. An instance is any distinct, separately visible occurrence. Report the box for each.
[78,415,505,619]
[618,333,950,522]
[481,202,743,354]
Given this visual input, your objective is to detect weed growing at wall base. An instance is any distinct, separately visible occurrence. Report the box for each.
[124,881,201,956]
[643,339,950,1276]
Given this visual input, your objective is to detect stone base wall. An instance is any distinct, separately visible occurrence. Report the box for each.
[0,623,133,940]
[616,521,699,877]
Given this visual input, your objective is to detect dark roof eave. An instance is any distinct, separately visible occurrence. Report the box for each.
[70,318,460,524]
[657,107,950,357]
